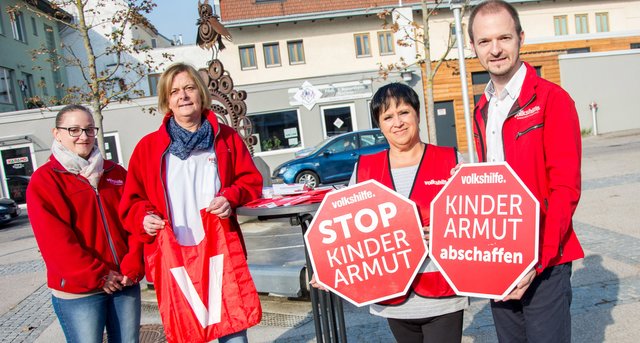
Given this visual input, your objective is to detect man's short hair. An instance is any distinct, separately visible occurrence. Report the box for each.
[468,0,522,42]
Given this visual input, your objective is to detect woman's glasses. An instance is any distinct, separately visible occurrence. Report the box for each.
[56,127,100,137]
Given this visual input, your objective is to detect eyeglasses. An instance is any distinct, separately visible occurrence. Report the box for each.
[56,126,100,137]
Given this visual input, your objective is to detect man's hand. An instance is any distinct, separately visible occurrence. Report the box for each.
[498,268,536,301]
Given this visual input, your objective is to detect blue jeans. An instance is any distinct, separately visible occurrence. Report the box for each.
[218,330,248,343]
[52,284,141,343]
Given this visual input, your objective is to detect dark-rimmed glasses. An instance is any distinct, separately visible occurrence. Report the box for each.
[56,126,100,137]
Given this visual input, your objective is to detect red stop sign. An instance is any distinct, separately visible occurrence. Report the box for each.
[304,180,427,306]
[429,162,539,299]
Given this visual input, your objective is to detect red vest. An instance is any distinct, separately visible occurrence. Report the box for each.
[149,210,261,342]
[357,145,457,304]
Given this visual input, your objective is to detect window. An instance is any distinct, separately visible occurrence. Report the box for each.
[103,132,123,163]
[151,38,157,48]
[250,110,301,153]
[568,47,590,54]
[0,67,14,104]
[631,43,640,49]
[10,11,27,42]
[0,10,4,35]
[148,73,160,96]
[287,40,305,65]
[325,135,357,154]
[449,23,466,47]
[31,17,37,36]
[377,31,395,55]
[596,12,609,32]
[354,33,371,57]
[471,71,491,105]
[39,77,48,96]
[575,14,589,34]
[263,42,281,67]
[321,104,356,137]
[20,72,34,104]
[239,45,257,70]
[359,131,387,148]
[554,15,568,36]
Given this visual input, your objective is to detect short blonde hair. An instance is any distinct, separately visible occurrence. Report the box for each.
[157,63,211,114]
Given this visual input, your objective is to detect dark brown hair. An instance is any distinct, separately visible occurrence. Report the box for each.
[55,104,93,127]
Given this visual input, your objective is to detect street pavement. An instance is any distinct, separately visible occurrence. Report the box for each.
[0,129,639,342]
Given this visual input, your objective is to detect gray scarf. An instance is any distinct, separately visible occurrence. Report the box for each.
[51,140,104,188]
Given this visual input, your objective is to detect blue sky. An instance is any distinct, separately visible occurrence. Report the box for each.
[146,0,200,44]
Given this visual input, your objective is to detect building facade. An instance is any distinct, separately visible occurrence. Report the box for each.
[0,0,71,113]
[0,0,639,201]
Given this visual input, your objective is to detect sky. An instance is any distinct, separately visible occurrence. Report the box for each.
[146,0,201,45]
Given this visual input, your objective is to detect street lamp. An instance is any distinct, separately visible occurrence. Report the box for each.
[449,0,476,163]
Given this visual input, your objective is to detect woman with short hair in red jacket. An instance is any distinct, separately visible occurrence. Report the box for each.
[27,104,144,343]
[119,62,262,343]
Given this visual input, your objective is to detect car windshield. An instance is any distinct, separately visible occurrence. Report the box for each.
[295,135,338,158]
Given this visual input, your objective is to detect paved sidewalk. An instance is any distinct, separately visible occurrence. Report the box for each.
[0,129,638,342]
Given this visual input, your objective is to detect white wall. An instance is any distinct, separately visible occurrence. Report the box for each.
[559,50,640,134]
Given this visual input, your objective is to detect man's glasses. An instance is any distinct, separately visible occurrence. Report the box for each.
[56,127,100,137]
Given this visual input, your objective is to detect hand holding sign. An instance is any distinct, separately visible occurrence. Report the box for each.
[429,162,540,299]
[304,180,427,307]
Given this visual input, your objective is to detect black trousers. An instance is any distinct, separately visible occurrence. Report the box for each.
[387,310,464,343]
[491,262,573,343]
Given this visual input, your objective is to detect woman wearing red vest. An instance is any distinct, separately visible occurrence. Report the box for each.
[313,83,468,342]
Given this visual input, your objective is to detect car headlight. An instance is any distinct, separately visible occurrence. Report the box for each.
[277,166,288,175]
[0,206,7,210]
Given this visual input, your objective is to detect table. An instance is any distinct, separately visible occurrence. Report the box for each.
[237,203,347,343]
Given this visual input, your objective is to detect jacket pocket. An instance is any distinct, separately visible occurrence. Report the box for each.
[515,123,544,139]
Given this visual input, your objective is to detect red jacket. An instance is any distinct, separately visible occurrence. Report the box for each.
[119,110,262,269]
[27,157,144,293]
[472,62,584,274]
[357,145,458,304]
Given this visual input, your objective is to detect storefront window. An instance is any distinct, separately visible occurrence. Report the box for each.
[250,110,301,153]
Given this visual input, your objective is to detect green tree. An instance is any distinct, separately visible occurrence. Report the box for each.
[8,0,173,155]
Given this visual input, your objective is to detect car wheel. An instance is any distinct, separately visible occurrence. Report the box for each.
[295,171,320,188]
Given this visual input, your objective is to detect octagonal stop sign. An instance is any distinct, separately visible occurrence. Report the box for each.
[304,179,427,306]
[429,162,539,299]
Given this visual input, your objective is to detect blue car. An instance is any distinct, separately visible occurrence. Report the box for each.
[272,129,389,188]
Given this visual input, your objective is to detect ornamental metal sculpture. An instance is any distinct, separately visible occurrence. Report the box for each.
[196,0,255,154]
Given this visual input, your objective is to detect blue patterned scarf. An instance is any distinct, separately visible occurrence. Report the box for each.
[167,116,213,160]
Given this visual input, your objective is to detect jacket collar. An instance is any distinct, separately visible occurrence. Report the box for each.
[475,61,538,111]
[49,153,117,174]
[161,109,220,139]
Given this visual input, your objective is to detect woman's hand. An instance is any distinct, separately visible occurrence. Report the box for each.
[102,270,124,294]
[206,196,231,218]
[309,274,327,291]
[120,275,134,287]
[423,225,430,244]
[143,214,165,236]
[451,162,464,176]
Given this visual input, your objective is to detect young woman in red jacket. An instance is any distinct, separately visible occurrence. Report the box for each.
[27,104,144,343]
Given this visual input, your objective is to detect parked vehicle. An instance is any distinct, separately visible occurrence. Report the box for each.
[0,197,21,225]
[272,129,389,188]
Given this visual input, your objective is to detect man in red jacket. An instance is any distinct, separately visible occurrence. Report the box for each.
[468,1,584,342]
